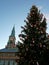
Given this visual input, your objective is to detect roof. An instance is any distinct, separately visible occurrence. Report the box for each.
[0,48,19,53]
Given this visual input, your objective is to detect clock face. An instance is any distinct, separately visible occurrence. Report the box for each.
[10,37,15,41]
[10,38,13,41]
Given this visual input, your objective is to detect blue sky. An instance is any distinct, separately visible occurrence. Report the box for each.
[0,0,49,49]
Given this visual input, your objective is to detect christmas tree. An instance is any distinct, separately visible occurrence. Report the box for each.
[17,5,49,65]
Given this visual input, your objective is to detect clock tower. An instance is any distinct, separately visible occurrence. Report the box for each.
[6,26,16,48]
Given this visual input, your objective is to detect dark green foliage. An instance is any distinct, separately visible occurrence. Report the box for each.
[17,5,49,65]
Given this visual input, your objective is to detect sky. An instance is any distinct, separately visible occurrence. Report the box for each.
[0,0,49,49]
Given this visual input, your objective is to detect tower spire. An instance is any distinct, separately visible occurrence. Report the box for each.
[6,26,16,49]
[10,25,15,37]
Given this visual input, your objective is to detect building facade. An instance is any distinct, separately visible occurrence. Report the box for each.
[0,26,19,65]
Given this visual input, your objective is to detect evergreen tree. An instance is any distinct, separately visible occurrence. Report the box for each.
[17,5,49,65]
[8,61,10,65]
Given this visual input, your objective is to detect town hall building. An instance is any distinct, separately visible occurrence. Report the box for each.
[0,26,19,65]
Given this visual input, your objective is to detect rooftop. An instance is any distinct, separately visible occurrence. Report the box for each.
[0,48,19,53]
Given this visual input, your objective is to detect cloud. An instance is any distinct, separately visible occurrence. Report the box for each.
[46,15,49,21]
[44,14,49,22]
[38,6,43,10]
[44,14,49,33]
[37,6,43,10]
[37,6,49,22]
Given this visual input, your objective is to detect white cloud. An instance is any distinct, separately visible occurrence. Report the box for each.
[46,15,49,21]
[37,6,49,22]
[37,6,43,10]
[44,14,49,22]
[38,6,43,10]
